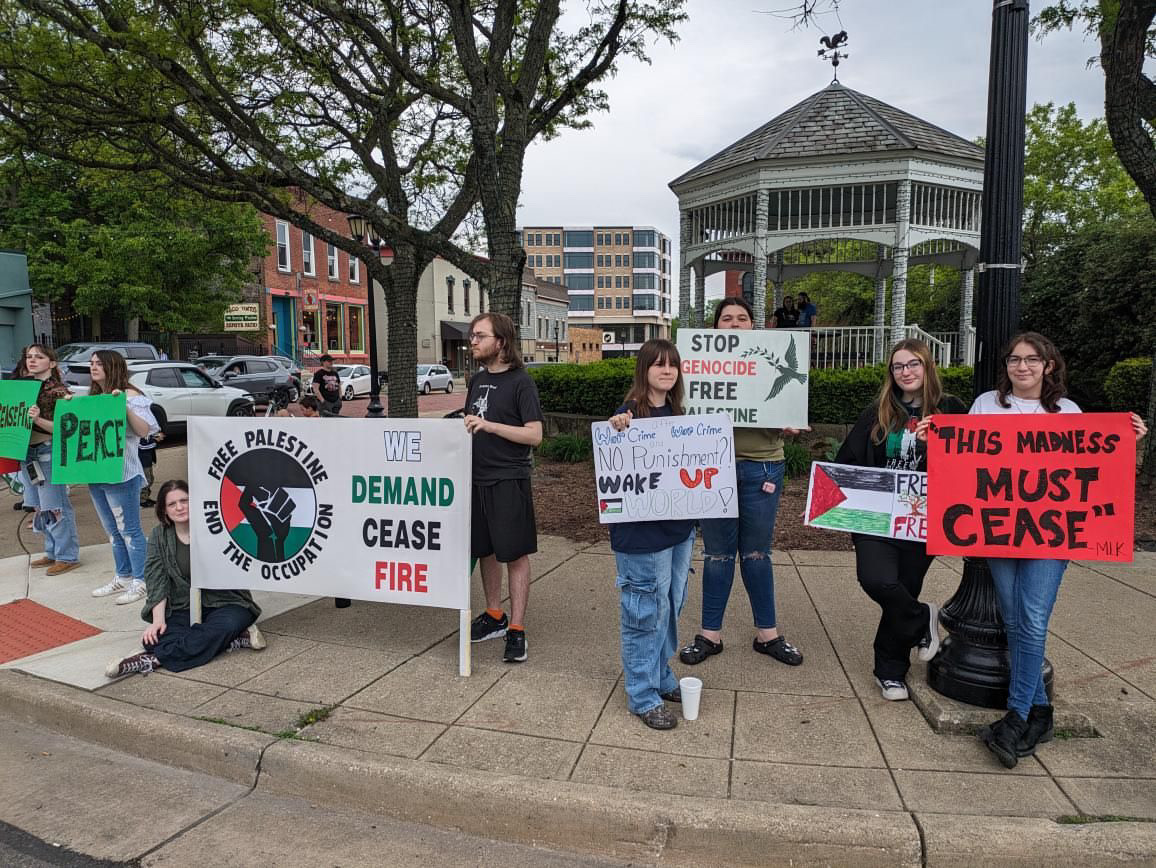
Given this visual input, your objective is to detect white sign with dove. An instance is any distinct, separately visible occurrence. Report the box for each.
[676,329,810,428]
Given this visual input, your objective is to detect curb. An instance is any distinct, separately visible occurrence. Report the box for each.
[0,670,274,787]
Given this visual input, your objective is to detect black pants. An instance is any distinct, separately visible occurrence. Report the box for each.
[145,606,256,672]
[852,536,934,681]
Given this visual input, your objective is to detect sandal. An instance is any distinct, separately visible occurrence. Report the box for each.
[753,636,804,666]
[679,634,723,665]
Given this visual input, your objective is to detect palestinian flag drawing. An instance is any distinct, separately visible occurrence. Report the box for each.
[599,497,623,515]
[219,448,317,563]
[805,462,914,538]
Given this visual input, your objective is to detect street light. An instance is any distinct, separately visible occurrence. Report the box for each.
[346,214,393,420]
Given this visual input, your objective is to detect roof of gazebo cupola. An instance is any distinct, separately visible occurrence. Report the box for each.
[670,81,986,275]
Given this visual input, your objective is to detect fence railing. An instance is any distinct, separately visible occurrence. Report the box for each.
[789,325,969,371]
[905,324,952,369]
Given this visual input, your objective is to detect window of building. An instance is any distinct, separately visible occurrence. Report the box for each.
[615,276,622,288]
[565,273,594,289]
[348,254,359,284]
[327,243,339,280]
[537,316,543,339]
[325,303,343,351]
[624,296,631,309]
[633,229,656,248]
[446,275,455,313]
[564,252,593,269]
[276,221,291,271]
[569,295,594,311]
[633,272,656,289]
[563,230,594,247]
[463,278,471,315]
[623,275,630,288]
[613,296,621,309]
[613,232,621,245]
[632,293,658,310]
[301,231,315,276]
[535,233,543,245]
[301,308,318,350]
[347,306,364,352]
[622,231,632,246]
[478,284,484,313]
[535,254,543,268]
[633,252,656,268]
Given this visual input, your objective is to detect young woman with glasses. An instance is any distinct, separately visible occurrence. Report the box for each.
[834,339,966,702]
[970,332,1147,768]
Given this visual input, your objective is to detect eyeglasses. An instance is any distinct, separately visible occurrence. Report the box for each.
[1006,355,1044,368]
[890,359,924,373]
[468,332,493,342]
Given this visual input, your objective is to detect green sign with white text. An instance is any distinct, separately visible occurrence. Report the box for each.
[0,380,41,460]
[51,394,127,484]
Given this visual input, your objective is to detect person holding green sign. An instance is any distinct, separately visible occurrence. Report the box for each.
[22,345,81,575]
[83,351,160,606]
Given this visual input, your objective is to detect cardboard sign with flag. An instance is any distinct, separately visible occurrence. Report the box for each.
[805,461,929,541]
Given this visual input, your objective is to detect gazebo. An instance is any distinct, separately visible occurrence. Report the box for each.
[669,81,985,366]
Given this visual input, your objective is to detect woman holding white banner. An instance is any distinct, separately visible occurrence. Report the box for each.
[608,339,697,731]
[679,297,804,670]
[967,332,1147,769]
[836,339,965,702]
[105,479,264,678]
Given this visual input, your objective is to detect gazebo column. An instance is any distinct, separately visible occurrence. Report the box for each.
[958,266,975,364]
[752,189,769,326]
[693,260,706,327]
[890,180,912,344]
[874,273,887,364]
[679,210,692,325]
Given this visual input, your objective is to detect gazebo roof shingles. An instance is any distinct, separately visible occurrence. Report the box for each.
[671,81,984,187]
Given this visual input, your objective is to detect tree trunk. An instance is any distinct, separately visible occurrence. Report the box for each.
[366,246,427,419]
[1143,349,1156,484]
[1102,1,1156,218]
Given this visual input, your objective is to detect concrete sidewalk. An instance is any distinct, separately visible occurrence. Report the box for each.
[2,538,1155,865]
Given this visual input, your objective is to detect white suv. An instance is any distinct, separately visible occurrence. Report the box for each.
[128,361,255,435]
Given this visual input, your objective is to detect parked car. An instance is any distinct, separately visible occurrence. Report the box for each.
[270,355,304,397]
[194,354,297,402]
[335,364,372,400]
[126,361,255,435]
[417,364,453,394]
[55,342,162,389]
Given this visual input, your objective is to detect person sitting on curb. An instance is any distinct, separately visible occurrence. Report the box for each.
[106,479,265,678]
[275,395,321,417]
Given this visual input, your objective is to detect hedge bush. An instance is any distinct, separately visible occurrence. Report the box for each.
[533,360,976,425]
[537,433,593,463]
[1103,357,1152,412]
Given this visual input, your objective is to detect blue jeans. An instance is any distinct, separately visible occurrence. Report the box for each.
[614,530,696,714]
[987,557,1066,718]
[88,476,147,581]
[23,443,80,564]
[699,460,785,630]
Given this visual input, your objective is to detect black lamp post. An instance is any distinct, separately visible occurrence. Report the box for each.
[345,214,393,420]
[927,0,1039,707]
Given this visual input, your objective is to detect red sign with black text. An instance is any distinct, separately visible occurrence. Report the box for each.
[926,413,1135,562]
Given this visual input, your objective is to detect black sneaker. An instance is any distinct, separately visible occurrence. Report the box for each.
[1017,704,1054,757]
[503,628,527,663]
[471,611,508,643]
[980,710,1028,769]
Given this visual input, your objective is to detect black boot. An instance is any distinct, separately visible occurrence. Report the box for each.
[1016,704,1054,757]
[980,710,1028,769]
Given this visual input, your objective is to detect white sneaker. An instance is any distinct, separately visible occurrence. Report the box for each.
[247,622,267,650]
[92,577,129,598]
[875,677,909,701]
[114,581,147,605]
[917,602,941,662]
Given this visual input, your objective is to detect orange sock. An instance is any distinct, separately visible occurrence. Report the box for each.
[486,608,504,621]
[509,623,524,633]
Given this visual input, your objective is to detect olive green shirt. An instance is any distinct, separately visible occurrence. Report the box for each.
[142,524,261,622]
[733,426,785,463]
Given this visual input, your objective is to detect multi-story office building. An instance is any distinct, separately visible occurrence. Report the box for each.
[519,225,673,354]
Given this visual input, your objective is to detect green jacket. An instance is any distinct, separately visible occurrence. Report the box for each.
[141,524,261,622]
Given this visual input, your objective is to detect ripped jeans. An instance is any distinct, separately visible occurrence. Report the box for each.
[23,442,80,564]
[88,476,147,581]
[699,459,785,630]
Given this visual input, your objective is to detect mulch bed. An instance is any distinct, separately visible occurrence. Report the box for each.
[533,458,1155,552]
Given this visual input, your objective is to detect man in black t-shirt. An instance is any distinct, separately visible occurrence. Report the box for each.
[310,354,343,417]
[462,312,543,663]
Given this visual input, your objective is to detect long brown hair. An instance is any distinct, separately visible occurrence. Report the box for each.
[470,312,523,369]
[156,479,189,527]
[622,339,684,418]
[996,331,1067,412]
[871,339,945,444]
[88,349,139,395]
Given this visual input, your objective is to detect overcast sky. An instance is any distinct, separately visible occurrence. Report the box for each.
[517,0,1106,306]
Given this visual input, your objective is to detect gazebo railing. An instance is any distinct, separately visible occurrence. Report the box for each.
[905,324,952,369]
[788,325,966,370]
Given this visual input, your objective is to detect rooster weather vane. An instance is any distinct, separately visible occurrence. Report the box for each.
[818,31,849,82]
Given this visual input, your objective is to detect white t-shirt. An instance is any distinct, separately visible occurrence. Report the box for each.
[969,390,1081,415]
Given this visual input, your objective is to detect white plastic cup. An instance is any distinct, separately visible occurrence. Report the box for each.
[679,676,703,721]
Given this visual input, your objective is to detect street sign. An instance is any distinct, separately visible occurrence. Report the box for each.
[223,303,260,331]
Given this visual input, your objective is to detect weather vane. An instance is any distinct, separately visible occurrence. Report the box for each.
[817,30,848,82]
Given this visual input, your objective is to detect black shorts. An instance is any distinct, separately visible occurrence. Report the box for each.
[471,478,538,563]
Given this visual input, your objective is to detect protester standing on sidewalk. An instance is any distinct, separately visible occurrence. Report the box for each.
[835,339,965,702]
[22,344,81,575]
[85,350,160,606]
[106,479,264,678]
[463,312,543,664]
[608,339,697,730]
[969,332,1148,768]
[680,297,804,670]
[311,354,343,417]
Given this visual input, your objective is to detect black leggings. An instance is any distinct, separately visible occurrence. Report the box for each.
[852,536,934,681]
[144,606,256,672]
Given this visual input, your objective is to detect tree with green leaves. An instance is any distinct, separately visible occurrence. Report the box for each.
[0,155,268,334]
[0,0,685,416]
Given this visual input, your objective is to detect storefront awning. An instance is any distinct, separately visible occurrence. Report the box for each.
[440,320,471,340]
